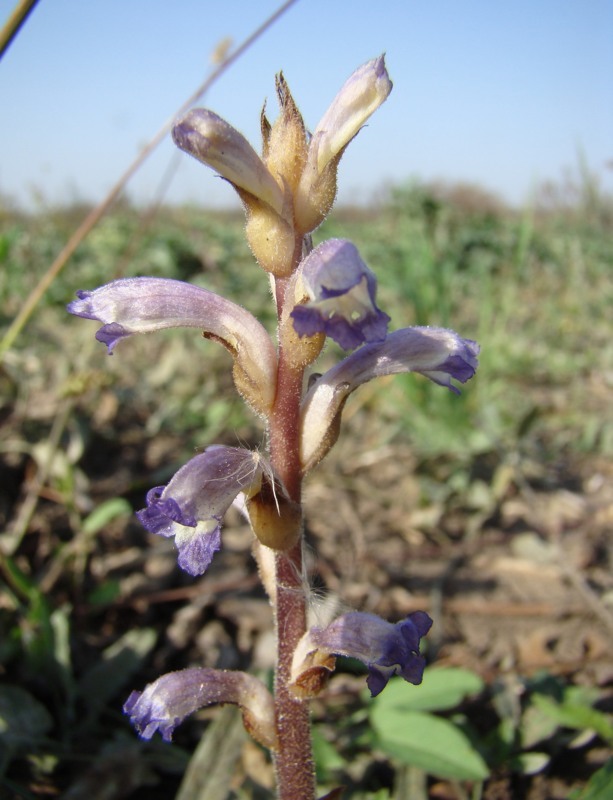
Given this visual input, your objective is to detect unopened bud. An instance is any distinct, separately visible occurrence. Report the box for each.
[294,56,393,233]
[247,479,302,550]
[173,109,285,215]
[264,73,308,194]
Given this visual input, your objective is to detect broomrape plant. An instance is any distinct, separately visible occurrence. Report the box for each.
[68,56,479,799]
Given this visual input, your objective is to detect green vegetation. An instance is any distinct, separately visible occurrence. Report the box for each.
[1,180,611,798]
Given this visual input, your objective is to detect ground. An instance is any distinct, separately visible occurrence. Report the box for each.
[1,194,611,798]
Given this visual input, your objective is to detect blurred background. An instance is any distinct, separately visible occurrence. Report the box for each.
[1,0,612,209]
[1,2,612,799]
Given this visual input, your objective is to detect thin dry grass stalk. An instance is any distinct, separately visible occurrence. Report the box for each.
[0,0,40,60]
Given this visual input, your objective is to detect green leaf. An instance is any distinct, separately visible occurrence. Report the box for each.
[87,579,122,606]
[564,685,601,706]
[77,628,157,720]
[521,702,560,748]
[569,758,613,800]
[312,726,346,782]
[0,685,53,750]
[512,751,550,775]
[372,667,484,713]
[371,708,489,781]
[532,695,613,744]
[2,556,38,601]
[5,563,57,674]
[82,498,132,535]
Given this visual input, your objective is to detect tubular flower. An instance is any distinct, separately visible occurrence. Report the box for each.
[173,100,299,277]
[294,55,393,233]
[300,327,479,472]
[291,611,432,698]
[290,239,390,350]
[67,277,277,416]
[124,667,277,749]
[136,446,273,576]
[172,109,286,217]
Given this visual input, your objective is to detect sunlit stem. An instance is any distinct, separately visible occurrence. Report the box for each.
[268,248,316,800]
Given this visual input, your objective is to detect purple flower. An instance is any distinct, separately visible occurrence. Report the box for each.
[305,55,393,177]
[290,239,390,350]
[67,277,277,416]
[294,56,393,232]
[172,57,392,237]
[300,326,479,472]
[124,667,276,748]
[172,109,286,216]
[292,611,432,697]
[137,446,271,576]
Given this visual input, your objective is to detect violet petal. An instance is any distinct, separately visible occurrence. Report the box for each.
[136,446,269,576]
[291,239,390,350]
[302,611,432,697]
[300,326,479,472]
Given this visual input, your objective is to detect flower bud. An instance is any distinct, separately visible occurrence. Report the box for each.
[173,109,285,215]
[294,56,393,233]
[173,106,302,278]
[264,73,308,195]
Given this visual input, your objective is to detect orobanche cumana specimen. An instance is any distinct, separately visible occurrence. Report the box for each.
[68,56,479,799]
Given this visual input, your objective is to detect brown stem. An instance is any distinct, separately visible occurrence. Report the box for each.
[273,544,315,800]
[269,346,303,498]
[268,259,316,799]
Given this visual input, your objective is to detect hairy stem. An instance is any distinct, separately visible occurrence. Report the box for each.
[268,262,315,799]
[273,544,314,800]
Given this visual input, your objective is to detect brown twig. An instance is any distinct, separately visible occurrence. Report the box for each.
[0,0,40,60]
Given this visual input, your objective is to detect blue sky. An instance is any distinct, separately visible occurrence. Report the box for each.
[1,0,611,209]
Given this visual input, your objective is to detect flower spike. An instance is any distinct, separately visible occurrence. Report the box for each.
[67,277,277,416]
[300,327,479,472]
[290,239,390,350]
